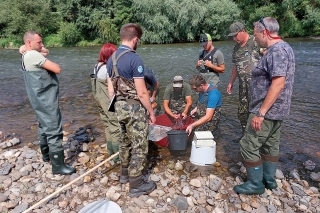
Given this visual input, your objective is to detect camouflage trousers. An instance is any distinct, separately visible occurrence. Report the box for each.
[196,107,221,136]
[238,72,251,132]
[115,100,149,177]
[240,113,282,161]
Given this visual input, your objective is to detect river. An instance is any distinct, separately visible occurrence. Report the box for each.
[0,38,319,184]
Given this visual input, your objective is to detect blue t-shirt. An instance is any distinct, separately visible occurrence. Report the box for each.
[107,45,145,79]
[144,68,157,90]
[198,84,222,108]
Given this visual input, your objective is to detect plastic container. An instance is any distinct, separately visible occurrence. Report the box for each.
[190,140,216,166]
[79,199,122,213]
[167,130,188,150]
[152,114,194,147]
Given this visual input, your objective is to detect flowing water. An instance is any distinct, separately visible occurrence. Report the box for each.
[0,38,319,184]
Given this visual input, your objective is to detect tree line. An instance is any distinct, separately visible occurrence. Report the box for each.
[0,0,319,47]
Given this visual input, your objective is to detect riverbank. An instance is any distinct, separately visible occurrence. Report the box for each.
[1,128,320,213]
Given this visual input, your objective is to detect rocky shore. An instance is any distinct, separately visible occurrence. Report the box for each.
[1,130,320,213]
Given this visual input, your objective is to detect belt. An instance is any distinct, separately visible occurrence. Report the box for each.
[116,97,140,105]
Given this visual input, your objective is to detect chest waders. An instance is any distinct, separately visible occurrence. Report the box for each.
[90,64,121,162]
[21,55,75,175]
[169,86,187,114]
[195,85,221,136]
[199,48,220,87]
[110,50,156,197]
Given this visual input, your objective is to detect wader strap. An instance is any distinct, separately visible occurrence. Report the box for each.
[110,49,135,78]
[94,63,105,76]
[21,54,26,71]
[111,49,140,105]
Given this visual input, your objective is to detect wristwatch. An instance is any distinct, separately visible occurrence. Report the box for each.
[256,111,265,118]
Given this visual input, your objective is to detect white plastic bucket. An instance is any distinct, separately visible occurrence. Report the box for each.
[190,140,216,166]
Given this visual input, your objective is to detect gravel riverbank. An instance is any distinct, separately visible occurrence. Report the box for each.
[0,130,320,213]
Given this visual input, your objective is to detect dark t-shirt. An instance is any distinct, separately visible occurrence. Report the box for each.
[107,45,144,79]
[250,41,295,120]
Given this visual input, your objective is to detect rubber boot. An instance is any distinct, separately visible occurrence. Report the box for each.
[261,153,278,189]
[39,143,50,162]
[129,175,156,197]
[120,165,129,184]
[111,143,120,163]
[49,150,76,175]
[233,160,265,195]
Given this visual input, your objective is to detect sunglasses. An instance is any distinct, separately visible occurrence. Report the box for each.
[259,18,267,30]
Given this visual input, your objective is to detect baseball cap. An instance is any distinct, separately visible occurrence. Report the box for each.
[228,22,245,36]
[199,33,212,46]
[173,76,183,87]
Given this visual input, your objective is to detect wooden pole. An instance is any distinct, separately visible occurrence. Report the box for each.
[23,152,119,213]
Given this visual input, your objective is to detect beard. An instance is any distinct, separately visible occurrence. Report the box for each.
[133,42,138,50]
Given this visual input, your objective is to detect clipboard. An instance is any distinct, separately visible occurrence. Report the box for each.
[108,95,116,112]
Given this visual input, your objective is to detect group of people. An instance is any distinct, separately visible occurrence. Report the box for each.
[20,16,295,197]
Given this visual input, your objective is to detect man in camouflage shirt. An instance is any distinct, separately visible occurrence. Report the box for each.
[227,22,263,133]
[233,17,295,195]
[163,76,192,120]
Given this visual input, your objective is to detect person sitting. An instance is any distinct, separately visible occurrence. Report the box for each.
[163,76,192,120]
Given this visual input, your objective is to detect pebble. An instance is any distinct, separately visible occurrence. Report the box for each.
[0,134,319,213]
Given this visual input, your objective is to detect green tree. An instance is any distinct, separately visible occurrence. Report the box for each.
[0,0,60,39]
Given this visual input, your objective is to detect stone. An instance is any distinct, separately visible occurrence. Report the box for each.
[0,162,11,175]
[209,176,223,191]
[310,172,320,182]
[173,196,188,211]
[11,203,28,213]
[189,179,201,188]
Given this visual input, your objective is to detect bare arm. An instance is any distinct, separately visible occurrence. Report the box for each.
[151,81,159,101]
[163,100,175,118]
[251,76,285,131]
[204,61,225,73]
[227,64,238,94]
[41,47,50,57]
[186,108,215,135]
[134,78,156,124]
[19,45,49,57]
[42,59,61,74]
[182,96,193,119]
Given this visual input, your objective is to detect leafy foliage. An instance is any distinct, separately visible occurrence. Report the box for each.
[0,0,319,47]
[58,22,81,46]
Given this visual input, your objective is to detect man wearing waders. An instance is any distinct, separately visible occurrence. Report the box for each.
[106,23,156,197]
[196,33,225,87]
[186,74,222,138]
[21,31,75,175]
[227,22,263,134]
[163,76,192,120]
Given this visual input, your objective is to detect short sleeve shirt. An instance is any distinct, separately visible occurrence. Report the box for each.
[107,45,145,79]
[22,50,47,71]
[250,41,295,120]
[144,68,157,90]
[199,49,224,66]
[198,84,222,108]
[163,83,192,101]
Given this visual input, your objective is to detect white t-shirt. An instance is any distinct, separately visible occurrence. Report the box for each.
[94,63,108,80]
[22,50,47,71]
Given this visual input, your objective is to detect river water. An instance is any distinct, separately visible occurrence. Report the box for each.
[0,39,319,183]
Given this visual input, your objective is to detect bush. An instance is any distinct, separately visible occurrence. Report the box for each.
[58,22,81,46]
[43,34,62,47]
